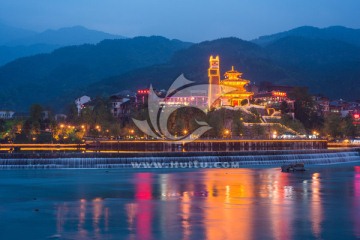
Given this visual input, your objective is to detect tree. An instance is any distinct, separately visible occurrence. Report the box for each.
[280,101,290,114]
[30,104,43,122]
[0,119,5,134]
[231,110,244,137]
[342,114,357,138]
[323,113,342,139]
[290,87,323,132]
[252,125,265,138]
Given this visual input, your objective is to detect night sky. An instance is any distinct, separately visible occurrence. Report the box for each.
[1,0,360,42]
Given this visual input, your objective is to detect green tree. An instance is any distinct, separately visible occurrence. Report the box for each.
[290,87,323,132]
[231,110,244,137]
[323,113,342,139]
[342,114,357,138]
[30,104,43,122]
[280,114,306,135]
[280,101,290,114]
[252,124,265,138]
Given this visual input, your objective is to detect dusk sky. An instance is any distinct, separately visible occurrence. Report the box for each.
[1,0,360,42]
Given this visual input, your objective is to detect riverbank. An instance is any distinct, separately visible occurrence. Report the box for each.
[0,149,359,169]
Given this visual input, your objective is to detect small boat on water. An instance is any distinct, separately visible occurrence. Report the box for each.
[281,163,306,172]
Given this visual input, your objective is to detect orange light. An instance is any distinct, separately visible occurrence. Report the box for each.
[272,91,287,97]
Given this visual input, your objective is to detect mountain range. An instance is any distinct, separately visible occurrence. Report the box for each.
[253,26,360,47]
[0,23,125,65]
[0,25,359,112]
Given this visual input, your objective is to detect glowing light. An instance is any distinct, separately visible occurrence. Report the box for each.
[137,89,149,94]
[272,91,287,97]
[272,131,278,139]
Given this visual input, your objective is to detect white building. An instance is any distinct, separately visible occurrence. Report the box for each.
[110,96,131,118]
[55,114,67,122]
[0,111,15,119]
[75,96,91,115]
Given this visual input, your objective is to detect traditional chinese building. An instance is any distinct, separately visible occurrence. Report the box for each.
[220,66,254,107]
[208,56,254,108]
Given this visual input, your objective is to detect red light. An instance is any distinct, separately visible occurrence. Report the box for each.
[354,114,360,119]
[137,89,149,95]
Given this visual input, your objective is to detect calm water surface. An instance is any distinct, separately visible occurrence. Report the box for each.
[0,164,360,240]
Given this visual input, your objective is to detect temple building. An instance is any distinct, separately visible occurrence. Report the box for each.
[208,56,254,108]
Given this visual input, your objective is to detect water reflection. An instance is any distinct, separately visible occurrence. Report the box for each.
[269,171,293,240]
[55,197,108,239]
[78,199,87,238]
[50,167,360,239]
[311,173,322,238]
[354,166,360,238]
[135,173,153,240]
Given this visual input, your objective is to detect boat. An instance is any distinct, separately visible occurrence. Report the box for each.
[281,163,306,172]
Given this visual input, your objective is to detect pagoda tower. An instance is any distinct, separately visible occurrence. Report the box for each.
[208,55,221,109]
[220,66,254,107]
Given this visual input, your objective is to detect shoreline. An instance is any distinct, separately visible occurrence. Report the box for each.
[0,148,359,169]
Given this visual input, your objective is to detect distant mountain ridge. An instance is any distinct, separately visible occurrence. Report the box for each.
[7,26,126,46]
[253,26,360,47]
[0,22,36,45]
[0,24,126,66]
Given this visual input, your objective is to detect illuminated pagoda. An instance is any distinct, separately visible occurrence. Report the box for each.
[220,66,254,107]
[208,56,254,108]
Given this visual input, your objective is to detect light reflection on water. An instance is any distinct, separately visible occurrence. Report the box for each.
[354,166,360,238]
[1,166,360,239]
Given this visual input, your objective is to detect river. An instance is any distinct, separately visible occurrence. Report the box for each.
[0,163,359,239]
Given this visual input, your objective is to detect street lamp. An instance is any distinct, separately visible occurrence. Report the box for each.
[272,131,277,139]
[129,129,135,139]
[224,129,230,138]
[183,129,188,135]
[312,131,319,139]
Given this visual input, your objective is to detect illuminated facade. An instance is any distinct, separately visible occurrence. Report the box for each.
[220,66,254,107]
[208,56,254,108]
[208,56,221,108]
[254,90,294,111]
